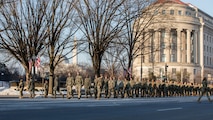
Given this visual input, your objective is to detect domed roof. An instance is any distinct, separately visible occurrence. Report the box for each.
[154,0,186,5]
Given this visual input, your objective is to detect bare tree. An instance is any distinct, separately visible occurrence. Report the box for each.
[45,0,79,94]
[74,0,127,76]
[102,44,124,77]
[0,0,49,83]
[117,0,164,79]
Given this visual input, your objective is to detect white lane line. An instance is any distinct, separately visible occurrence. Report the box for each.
[157,107,183,112]
[87,103,120,107]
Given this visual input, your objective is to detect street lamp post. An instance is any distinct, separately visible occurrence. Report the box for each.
[165,63,168,81]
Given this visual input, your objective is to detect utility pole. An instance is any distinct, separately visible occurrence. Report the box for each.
[165,63,168,81]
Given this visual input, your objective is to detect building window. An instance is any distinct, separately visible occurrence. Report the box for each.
[161,54,165,62]
[171,54,177,62]
[162,10,166,14]
[160,68,164,75]
[204,45,205,51]
[170,10,174,15]
[172,68,176,75]
[204,56,206,64]
[207,56,209,65]
[185,11,191,16]
[178,10,182,15]
[171,29,177,50]
[204,34,206,41]
[194,69,196,75]
[160,29,165,43]
[161,42,165,49]
[185,11,188,16]
[171,43,177,50]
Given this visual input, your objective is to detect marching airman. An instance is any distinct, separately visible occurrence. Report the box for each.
[53,75,59,98]
[43,80,48,98]
[107,76,115,98]
[197,77,212,103]
[96,74,103,100]
[66,73,74,99]
[28,78,35,98]
[84,74,91,98]
[75,72,83,99]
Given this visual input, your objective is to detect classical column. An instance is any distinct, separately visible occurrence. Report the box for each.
[144,32,149,63]
[177,29,182,63]
[165,29,170,62]
[193,30,198,64]
[181,30,186,63]
[199,18,205,82]
[154,29,160,62]
[187,29,191,63]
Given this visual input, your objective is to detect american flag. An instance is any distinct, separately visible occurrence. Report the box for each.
[35,57,41,68]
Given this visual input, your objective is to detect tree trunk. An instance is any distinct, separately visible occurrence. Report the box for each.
[48,64,54,95]
[92,54,102,77]
[25,71,30,86]
[23,65,31,86]
[127,56,133,80]
[48,46,55,95]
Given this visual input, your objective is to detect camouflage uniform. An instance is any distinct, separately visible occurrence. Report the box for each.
[18,79,24,99]
[141,80,148,97]
[129,78,135,98]
[152,80,158,97]
[43,80,49,98]
[209,84,213,96]
[197,77,212,102]
[161,82,167,97]
[155,80,161,97]
[103,76,109,98]
[84,75,91,98]
[182,83,186,96]
[123,78,130,98]
[97,75,103,100]
[53,76,59,98]
[107,77,115,98]
[148,82,153,97]
[75,73,83,99]
[115,77,124,98]
[94,75,99,98]
[66,73,74,99]
[134,78,141,97]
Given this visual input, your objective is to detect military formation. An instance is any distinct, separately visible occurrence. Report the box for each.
[64,73,213,100]
[18,73,213,101]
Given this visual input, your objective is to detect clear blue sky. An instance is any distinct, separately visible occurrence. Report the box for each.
[181,0,213,17]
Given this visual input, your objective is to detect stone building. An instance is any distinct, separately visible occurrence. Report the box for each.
[133,0,213,84]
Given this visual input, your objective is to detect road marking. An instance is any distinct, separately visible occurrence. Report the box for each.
[157,107,183,112]
[87,103,120,107]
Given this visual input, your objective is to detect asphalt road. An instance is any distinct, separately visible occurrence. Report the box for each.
[0,97,213,120]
